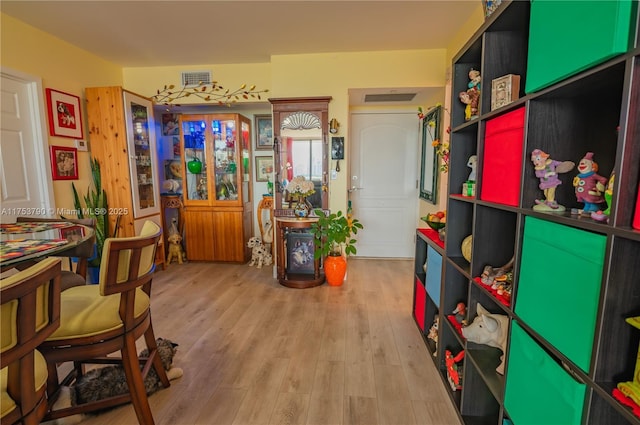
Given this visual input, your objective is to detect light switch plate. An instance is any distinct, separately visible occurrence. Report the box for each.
[75,139,88,151]
[331,170,338,180]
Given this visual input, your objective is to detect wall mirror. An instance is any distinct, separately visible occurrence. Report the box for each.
[419,105,441,203]
[270,97,331,212]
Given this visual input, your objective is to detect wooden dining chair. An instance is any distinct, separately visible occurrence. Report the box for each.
[39,221,168,425]
[15,217,96,291]
[1,258,62,425]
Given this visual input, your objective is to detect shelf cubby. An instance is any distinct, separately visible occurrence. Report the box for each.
[470,206,517,278]
[445,197,474,266]
[460,360,501,425]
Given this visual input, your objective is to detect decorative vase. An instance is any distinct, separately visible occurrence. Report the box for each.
[293,196,311,219]
[187,157,202,174]
[324,254,347,286]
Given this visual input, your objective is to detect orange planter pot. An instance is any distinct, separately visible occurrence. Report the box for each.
[324,254,347,286]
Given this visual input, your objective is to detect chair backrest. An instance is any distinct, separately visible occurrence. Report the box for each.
[1,258,62,362]
[1,258,61,422]
[98,221,161,297]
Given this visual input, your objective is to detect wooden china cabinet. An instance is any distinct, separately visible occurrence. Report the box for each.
[178,114,253,262]
[85,86,165,268]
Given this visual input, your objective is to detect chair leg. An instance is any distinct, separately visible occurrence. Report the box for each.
[121,333,155,425]
[45,361,60,402]
[144,321,170,388]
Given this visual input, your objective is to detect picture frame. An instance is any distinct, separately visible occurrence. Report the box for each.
[286,232,315,274]
[419,106,441,204]
[254,114,273,150]
[60,225,86,240]
[491,74,521,111]
[162,113,180,136]
[164,159,183,181]
[255,156,274,182]
[50,145,79,180]
[45,88,83,139]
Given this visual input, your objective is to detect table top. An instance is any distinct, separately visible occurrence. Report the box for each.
[0,221,95,268]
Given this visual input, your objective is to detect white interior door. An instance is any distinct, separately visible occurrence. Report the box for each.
[0,70,55,223]
[350,112,419,258]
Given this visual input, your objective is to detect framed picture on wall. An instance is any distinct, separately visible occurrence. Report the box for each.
[45,88,84,139]
[50,145,78,180]
[255,114,273,150]
[255,156,274,182]
[162,113,180,136]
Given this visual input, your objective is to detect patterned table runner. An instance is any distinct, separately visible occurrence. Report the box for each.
[0,239,69,262]
[0,222,71,234]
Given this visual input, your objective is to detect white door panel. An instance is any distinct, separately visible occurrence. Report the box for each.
[350,113,419,258]
[1,71,54,223]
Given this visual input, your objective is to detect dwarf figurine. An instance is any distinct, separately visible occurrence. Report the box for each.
[573,152,608,213]
[531,149,575,212]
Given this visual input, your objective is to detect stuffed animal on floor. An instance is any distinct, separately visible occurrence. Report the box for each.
[248,236,270,268]
[47,338,183,425]
[166,232,185,265]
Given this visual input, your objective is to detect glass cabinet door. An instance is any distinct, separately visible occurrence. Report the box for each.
[241,120,250,204]
[182,118,208,202]
[123,92,160,218]
[212,118,238,201]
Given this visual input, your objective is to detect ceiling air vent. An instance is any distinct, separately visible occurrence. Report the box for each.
[181,71,212,87]
[364,93,417,102]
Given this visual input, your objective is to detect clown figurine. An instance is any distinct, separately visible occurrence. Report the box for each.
[531,149,575,212]
[573,152,608,214]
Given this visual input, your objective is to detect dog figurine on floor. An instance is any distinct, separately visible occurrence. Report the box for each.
[46,338,183,425]
[248,236,271,268]
[166,232,185,265]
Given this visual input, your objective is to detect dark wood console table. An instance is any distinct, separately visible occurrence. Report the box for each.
[275,217,325,288]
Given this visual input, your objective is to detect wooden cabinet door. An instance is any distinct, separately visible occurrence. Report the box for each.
[184,210,215,261]
[212,210,244,262]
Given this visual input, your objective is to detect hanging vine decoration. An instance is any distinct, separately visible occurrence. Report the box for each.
[151,81,269,109]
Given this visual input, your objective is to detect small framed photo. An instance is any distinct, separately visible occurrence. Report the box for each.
[46,88,83,139]
[60,225,86,241]
[255,156,273,182]
[164,159,183,181]
[254,114,273,150]
[491,74,521,111]
[50,145,79,180]
[162,113,180,136]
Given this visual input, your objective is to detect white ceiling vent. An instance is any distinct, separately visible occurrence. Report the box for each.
[181,71,212,87]
[364,93,417,102]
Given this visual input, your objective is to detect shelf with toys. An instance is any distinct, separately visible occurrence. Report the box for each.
[412,1,640,424]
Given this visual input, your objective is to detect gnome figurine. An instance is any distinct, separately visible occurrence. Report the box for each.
[573,152,608,214]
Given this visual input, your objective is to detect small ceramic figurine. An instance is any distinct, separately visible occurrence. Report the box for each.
[467,155,477,181]
[573,152,608,214]
[531,149,575,211]
[614,316,640,416]
[452,302,467,324]
[603,171,615,215]
[459,69,481,121]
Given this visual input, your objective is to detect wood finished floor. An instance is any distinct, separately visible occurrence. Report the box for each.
[77,258,461,425]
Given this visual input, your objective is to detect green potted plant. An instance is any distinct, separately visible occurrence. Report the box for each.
[309,209,363,286]
[71,157,108,282]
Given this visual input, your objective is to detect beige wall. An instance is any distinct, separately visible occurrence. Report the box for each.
[1,13,122,213]
[124,49,450,215]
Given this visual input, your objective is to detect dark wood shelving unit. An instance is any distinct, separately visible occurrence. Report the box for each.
[412,1,640,424]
